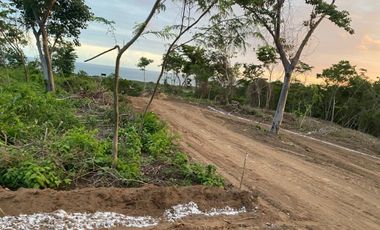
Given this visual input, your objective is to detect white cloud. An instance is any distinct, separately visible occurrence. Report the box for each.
[76,43,163,71]
[359,35,380,51]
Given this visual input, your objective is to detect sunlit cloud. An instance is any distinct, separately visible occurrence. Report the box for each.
[359,35,380,51]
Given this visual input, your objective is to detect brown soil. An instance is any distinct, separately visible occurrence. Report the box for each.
[0,185,254,216]
[131,97,380,230]
[0,185,272,229]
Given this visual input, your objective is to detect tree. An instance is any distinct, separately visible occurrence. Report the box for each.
[165,50,185,87]
[0,1,29,81]
[85,0,163,168]
[13,0,93,92]
[143,0,233,115]
[242,63,265,107]
[52,42,77,77]
[256,45,277,109]
[236,0,354,134]
[317,60,357,122]
[137,57,154,90]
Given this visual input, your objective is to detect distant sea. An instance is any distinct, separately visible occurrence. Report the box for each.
[75,62,161,83]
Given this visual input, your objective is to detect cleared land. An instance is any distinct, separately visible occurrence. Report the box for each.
[131,97,380,230]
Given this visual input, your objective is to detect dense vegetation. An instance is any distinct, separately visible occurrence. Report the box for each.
[0,67,224,189]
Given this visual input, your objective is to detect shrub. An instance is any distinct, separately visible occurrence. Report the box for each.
[0,160,68,189]
[117,126,142,178]
[54,127,110,172]
[0,81,79,143]
[145,129,173,157]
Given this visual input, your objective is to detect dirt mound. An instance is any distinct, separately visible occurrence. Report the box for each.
[0,185,256,217]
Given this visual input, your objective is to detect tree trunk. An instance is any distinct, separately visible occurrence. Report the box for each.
[41,27,55,92]
[34,32,50,90]
[270,71,292,134]
[257,87,261,108]
[176,72,181,87]
[143,70,146,91]
[112,53,121,168]
[265,70,273,109]
[331,95,336,123]
[20,52,29,82]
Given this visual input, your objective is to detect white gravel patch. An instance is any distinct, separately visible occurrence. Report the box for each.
[0,202,246,229]
[0,210,158,229]
[164,201,246,222]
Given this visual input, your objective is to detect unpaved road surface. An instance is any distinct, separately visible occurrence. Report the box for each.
[132,97,380,230]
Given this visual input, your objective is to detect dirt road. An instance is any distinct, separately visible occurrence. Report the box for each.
[132,97,380,230]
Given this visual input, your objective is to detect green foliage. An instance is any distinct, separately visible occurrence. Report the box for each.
[54,127,109,172]
[142,112,166,134]
[256,45,277,66]
[0,69,225,189]
[0,81,79,143]
[101,77,143,96]
[118,126,142,178]
[137,57,154,71]
[52,42,78,77]
[170,151,224,187]
[0,160,67,189]
[145,129,173,157]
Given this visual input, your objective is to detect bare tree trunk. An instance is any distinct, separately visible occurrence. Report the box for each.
[257,90,261,108]
[331,95,336,123]
[34,31,50,90]
[20,52,29,82]
[143,70,146,91]
[265,68,273,109]
[112,53,121,168]
[270,71,292,134]
[41,27,55,92]
[176,72,181,87]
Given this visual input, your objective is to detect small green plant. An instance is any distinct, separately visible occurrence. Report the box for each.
[0,160,68,189]
[54,127,110,172]
[145,129,173,157]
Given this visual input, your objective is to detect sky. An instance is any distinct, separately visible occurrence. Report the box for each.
[24,0,380,82]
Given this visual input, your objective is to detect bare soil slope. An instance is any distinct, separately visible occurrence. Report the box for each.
[0,186,266,229]
[132,97,380,230]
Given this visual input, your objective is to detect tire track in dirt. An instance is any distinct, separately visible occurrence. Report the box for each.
[132,97,380,230]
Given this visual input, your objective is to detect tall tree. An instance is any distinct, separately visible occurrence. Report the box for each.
[85,0,163,168]
[242,63,265,107]
[236,0,354,134]
[13,0,93,92]
[317,60,357,123]
[0,1,29,81]
[143,0,234,115]
[256,45,277,109]
[137,57,154,90]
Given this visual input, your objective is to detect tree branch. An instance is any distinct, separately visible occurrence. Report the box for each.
[143,0,217,115]
[119,0,162,55]
[84,45,120,62]
[291,0,338,67]
[41,0,57,25]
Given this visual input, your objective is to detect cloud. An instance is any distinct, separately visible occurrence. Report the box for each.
[76,43,163,71]
[359,35,380,51]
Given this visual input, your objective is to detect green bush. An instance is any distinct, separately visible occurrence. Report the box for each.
[0,160,68,189]
[142,112,166,134]
[145,129,173,157]
[54,127,110,172]
[117,126,142,178]
[170,152,224,187]
[0,81,79,143]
